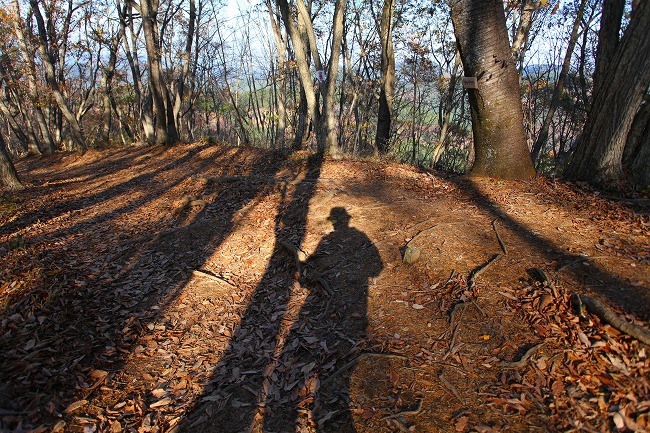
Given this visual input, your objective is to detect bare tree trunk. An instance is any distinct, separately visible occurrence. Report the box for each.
[0,133,23,191]
[375,0,396,153]
[593,0,626,97]
[11,1,54,155]
[29,0,87,152]
[140,0,179,145]
[0,88,32,154]
[266,0,288,148]
[278,0,320,149]
[566,0,650,186]
[449,0,535,180]
[172,0,196,139]
[277,0,346,155]
[318,0,346,156]
[431,50,461,165]
[510,0,539,69]
[531,0,587,164]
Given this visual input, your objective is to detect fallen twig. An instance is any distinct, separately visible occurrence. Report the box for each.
[438,371,465,404]
[191,269,235,286]
[382,399,424,420]
[499,342,545,369]
[576,294,650,346]
[444,269,457,286]
[492,219,507,255]
[468,253,502,289]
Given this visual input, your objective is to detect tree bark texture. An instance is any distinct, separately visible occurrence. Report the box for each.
[140,0,179,145]
[449,0,535,180]
[623,97,650,189]
[592,0,625,97]
[0,133,23,191]
[565,0,650,186]
[375,0,396,154]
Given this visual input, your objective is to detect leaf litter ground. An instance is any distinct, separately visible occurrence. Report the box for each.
[0,142,648,433]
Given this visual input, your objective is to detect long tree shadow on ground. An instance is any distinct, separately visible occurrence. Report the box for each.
[183,153,326,433]
[263,207,383,433]
[447,176,650,320]
[0,145,295,430]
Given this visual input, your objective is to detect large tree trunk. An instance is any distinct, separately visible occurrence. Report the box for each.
[318,0,346,156]
[140,0,179,145]
[374,0,396,154]
[449,0,535,180]
[592,0,626,97]
[622,96,650,189]
[0,133,23,192]
[565,0,650,186]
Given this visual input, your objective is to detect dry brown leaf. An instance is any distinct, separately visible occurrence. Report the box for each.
[51,420,66,433]
[150,397,172,408]
[454,415,468,431]
[65,399,88,414]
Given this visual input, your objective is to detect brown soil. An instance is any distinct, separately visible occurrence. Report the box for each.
[1,142,648,433]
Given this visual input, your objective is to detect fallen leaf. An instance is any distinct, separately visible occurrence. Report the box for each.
[65,400,88,414]
[455,415,468,431]
[150,397,172,408]
[51,420,66,433]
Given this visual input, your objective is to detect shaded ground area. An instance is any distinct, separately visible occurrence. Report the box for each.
[1,142,648,433]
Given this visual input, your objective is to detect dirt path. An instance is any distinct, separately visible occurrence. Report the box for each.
[1,143,648,433]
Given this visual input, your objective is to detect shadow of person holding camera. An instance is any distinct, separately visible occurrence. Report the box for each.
[263,207,383,432]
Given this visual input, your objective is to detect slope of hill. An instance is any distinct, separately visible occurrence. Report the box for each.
[1,142,648,432]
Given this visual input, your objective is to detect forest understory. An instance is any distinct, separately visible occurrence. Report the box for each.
[0,142,648,433]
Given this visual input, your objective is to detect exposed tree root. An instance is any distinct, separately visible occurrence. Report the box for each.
[467,253,502,289]
[492,219,508,255]
[576,294,650,346]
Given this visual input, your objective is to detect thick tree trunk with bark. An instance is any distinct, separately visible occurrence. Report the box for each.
[0,133,23,191]
[140,0,179,145]
[593,0,625,97]
[449,0,535,180]
[623,97,650,189]
[318,0,346,156]
[375,0,396,154]
[565,0,650,186]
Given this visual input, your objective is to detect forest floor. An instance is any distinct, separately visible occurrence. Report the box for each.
[1,141,649,433]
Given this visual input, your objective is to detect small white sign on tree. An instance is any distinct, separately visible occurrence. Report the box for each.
[316,70,326,82]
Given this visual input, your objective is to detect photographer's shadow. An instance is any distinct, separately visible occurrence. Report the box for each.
[264,207,383,432]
